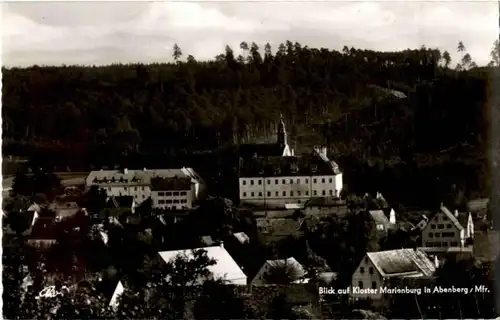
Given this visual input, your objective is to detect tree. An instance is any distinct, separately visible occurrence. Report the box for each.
[461,53,472,69]
[457,41,465,58]
[11,171,33,197]
[490,39,500,66]
[173,43,183,63]
[266,294,296,320]
[442,50,451,68]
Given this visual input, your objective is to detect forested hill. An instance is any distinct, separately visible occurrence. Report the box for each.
[1,41,496,203]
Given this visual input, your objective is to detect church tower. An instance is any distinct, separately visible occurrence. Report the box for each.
[277,114,287,149]
[277,114,293,156]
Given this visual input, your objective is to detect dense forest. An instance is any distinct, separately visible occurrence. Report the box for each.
[2,40,500,206]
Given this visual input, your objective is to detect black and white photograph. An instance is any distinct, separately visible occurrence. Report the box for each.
[1,1,500,319]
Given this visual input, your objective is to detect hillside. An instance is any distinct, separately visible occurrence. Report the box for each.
[1,41,496,206]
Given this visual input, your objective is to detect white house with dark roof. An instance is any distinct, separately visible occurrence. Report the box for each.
[150,176,196,210]
[158,245,247,285]
[421,205,474,250]
[85,167,205,205]
[251,257,308,285]
[351,249,436,301]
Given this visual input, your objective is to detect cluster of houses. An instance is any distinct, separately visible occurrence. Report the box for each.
[3,117,498,312]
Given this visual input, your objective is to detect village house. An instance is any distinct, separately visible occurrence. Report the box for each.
[350,248,436,301]
[26,217,58,249]
[85,167,205,205]
[250,257,308,285]
[368,209,396,236]
[158,244,247,285]
[421,205,474,250]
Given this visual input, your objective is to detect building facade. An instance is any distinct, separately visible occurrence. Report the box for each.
[85,167,205,205]
[421,205,474,250]
[150,176,196,210]
[351,249,436,301]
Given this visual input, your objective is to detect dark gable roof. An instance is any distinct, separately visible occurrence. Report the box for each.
[238,143,285,158]
[151,177,192,191]
[239,154,338,177]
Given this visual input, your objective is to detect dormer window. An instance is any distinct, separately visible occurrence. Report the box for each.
[311,165,318,173]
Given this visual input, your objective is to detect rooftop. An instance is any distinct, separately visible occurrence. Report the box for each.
[233,232,250,244]
[265,257,307,281]
[86,168,199,186]
[367,249,436,278]
[151,177,192,191]
[368,210,391,227]
[439,206,464,231]
[237,143,286,159]
[158,246,247,284]
[239,153,341,178]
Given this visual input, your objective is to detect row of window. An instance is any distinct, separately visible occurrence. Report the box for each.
[242,177,334,186]
[157,191,188,197]
[104,186,147,191]
[242,190,336,198]
[358,281,377,290]
[359,267,374,275]
[429,223,453,230]
[158,199,188,204]
[425,241,459,247]
[429,232,456,238]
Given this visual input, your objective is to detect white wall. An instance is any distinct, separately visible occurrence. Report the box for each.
[97,185,151,204]
[151,186,196,210]
[422,212,462,248]
[239,174,342,206]
[351,255,384,300]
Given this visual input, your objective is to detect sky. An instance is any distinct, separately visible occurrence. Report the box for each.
[1,1,499,67]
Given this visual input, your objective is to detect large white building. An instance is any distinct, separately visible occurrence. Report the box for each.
[238,150,343,208]
[85,167,205,206]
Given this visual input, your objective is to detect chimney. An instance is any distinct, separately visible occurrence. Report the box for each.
[123,168,128,174]
[220,241,224,248]
[143,168,147,171]
[454,209,459,217]
[434,255,439,268]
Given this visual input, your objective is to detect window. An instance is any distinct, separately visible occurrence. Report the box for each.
[159,192,165,196]
[322,178,325,183]
[181,199,187,203]
[282,179,286,184]
[313,179,317,183]
[250,180,254,185]
[305,191,309,196]
[173,200,180,204]
[258,180,262,185]
[297,179,300,184]
[290,179,293,184]
[372,281,377,289]
[314,190,317,196]
[258,192,262,197]
[431,224,436,229]
[267,192,271,197]
[166,192,172,196]
[243,180,247,185]
[267,180,271,185]
[166,200,173,204]
[434,233,440,237]
[180,191,187,196]
[251,192,254,197]
[298,191,301,196]
[360,267,365,274]
[134,187,137,191]
[290,191,294,197]
[438,224,444,229]
[451,241,458,246]
[329,178,333,183]
[446,224,452,229]
[142,187,145,191]
[124,187,128,191]
[275,191,279,196]
[369,267,374,275]
[429,233,434,238]
[275,179,278,184]
[442,232,455,237]
[358,281,364,289]
[305,179,309,184]
[283,191,286,196]
[329,190,333,195]
[159,200,165,204]
[322,190,326,196]
[443,242,448,246]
